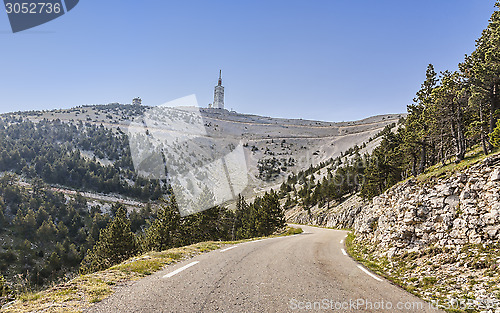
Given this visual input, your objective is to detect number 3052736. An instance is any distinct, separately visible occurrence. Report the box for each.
[5,2,61,14]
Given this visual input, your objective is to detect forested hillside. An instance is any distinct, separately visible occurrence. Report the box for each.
[0,174,156,292]
[0,174,285,303]
[278,3,500,210]
[0,116,166,200]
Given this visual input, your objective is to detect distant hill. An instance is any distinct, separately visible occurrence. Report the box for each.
[3,104,404,201]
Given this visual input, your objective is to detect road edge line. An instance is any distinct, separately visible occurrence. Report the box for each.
[357,265,383,282]
[163,261,199,278]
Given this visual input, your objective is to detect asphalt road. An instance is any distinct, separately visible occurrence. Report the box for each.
[87,225,443,313]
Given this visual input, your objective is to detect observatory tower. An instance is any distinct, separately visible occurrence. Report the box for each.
[213,70,224,109]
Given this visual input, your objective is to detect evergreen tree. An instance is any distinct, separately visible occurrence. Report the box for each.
[404,64,437,175]
[142,198,181,252]
[80,207,137,274]
[432,71,468,162]
[463,2,500,151]
[255,190,285,236]
[361,130,403,199]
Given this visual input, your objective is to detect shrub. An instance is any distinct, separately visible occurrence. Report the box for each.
[489,118,500,148]
[0,275,9,296]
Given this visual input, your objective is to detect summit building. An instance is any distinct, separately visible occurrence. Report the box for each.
[211,70,224,109]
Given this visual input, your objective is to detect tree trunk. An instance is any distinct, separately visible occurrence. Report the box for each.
[418,140,426,174]
[451,118,465,163]
[489,83,500,150]
[456,103,466,162]
[411,153,417,177]
[428,139,435,166]
[440,128,446,166]
[480,103,489,155]
[456,124,466,162]
[450,121,459,162]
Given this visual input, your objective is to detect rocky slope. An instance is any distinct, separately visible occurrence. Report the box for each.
[287,153,500,311]
[353,153,500,256]
[8,105,402,200]
[285,194,365,229]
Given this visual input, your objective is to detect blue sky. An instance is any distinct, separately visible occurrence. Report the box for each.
[0,1,496,122]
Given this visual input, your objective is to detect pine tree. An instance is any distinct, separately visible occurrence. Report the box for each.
[404,64,437,175]
[234,194,253,239]
[142,198,180,252]
[432,71,468,162]
[463,2,500,151]
[255,190,285,236]
[361,130,403,199]
[80,207,137,274]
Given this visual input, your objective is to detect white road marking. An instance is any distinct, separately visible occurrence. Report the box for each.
[220,246,238,252]
[249,239,266,243]
[340,239,344,244]
[357,265,383,282]
[341,248,347,255]
[163,261,199,278]
[244,235,300,245]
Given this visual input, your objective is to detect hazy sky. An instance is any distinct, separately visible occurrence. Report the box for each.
[0,1,496,122]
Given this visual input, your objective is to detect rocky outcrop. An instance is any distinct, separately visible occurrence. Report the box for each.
[287,153,500,309]
[354,154,500,258]
[285,194,365,229]
[287,153,500,255]
[351,155,500,310]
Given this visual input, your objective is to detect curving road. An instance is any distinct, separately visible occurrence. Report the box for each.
[87,225,442,313]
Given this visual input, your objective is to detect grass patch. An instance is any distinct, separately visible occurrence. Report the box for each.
[394,147,499,189]
[346,233,429,296]
[111,257,168,275]
[346,234,500,313]
[18,292,42,302]
[421,276,437,287]
[195,242,222,252]
[284,226,303,235]
[417,147,498,182]
[159,252,183,260]
[86,283,111,303]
